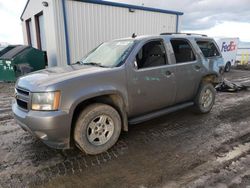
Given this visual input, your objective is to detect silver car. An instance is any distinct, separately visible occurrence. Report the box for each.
[12,33,224,154]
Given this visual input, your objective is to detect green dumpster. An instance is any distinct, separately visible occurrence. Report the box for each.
[0,45,46,82]
[0,45,17,57]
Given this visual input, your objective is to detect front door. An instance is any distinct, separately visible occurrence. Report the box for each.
[126,39,177,117]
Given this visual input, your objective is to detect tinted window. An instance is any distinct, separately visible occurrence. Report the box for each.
[196,40,220,58]
[171,39,196,63]
[136,40,167,69]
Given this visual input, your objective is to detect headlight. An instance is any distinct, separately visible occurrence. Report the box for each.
[31,91,61,111]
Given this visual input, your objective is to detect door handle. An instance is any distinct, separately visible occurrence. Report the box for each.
[194,65,201,71]
[165,70,172,77]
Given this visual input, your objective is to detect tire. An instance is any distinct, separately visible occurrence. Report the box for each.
[224,62,231,72]
[74,103,121,155]
[194,82,216,114]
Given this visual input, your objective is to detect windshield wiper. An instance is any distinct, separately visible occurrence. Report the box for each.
[75,61,84,65]
[83,62,108,68]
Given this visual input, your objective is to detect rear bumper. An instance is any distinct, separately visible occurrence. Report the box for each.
[12,102,71,149]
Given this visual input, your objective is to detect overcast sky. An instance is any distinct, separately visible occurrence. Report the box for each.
[107,0,250,42]
[0,0,250,44]
[0,0,26,44]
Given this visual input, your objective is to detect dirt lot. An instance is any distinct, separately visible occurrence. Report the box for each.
[0,69,250,188]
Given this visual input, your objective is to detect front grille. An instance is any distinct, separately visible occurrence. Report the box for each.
[17,99,28,109]
[16,88,29,96]
[16,87,30,110]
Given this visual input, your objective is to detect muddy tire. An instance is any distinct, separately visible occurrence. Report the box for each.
[74,103,121,155]
[194,82,216,114]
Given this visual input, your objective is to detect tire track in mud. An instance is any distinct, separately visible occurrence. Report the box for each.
[0,127,21,136]
[0,139,129,188]
[0,108,12,113]
[0,93,130,187]
[16,113,250,188]
[135,99,250,188]
[163,132,250,188]
[0,96,13,122]
[182,144,250,188]
[1,100,250,188]
[216,97,250,123]
[1,113,205,187]
[0,114,13,122]
[1,76,250,187]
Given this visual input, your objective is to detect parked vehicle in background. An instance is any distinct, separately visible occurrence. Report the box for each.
[215,38,239,72]
[13,33,224,155]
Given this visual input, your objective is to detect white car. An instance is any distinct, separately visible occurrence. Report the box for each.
[215,38,239,72]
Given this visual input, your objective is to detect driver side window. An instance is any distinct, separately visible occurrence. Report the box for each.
[136,40,168,69]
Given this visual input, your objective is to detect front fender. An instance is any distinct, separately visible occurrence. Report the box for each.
[68,86,127,116]
[67,86,129,133]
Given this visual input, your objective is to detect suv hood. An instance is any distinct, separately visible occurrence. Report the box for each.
[17,64,108,90]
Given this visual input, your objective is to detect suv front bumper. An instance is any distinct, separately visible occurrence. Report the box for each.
[12,102,71,149]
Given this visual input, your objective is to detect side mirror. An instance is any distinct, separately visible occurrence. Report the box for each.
[133,60,138,69]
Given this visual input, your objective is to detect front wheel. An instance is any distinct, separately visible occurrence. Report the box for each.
[194,82,216,114]
[74,103,121,155]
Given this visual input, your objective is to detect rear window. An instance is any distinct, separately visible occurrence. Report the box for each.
[196,40,220,58]
[170,39,196,63]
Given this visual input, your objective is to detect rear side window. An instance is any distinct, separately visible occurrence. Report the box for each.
[196,40,220,58]
[170,39,196,63]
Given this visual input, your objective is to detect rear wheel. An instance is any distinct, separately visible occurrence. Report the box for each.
[194,82,216,114]
[74,103,121,155]
[224,62,231,72]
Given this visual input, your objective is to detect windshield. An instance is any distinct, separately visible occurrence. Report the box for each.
[80,40,134,67]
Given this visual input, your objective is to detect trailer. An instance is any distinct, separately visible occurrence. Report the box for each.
[215,38,239,72]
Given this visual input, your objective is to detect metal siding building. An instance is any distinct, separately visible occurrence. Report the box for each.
[21,0,183,67]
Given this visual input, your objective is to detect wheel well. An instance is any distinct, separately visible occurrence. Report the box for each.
[202,74,219,85]
[70,94,128,147]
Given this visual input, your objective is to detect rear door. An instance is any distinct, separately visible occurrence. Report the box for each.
[169,38,203,104]
[126,38,176,117]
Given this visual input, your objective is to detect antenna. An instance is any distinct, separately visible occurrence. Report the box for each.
[132,33,137,38]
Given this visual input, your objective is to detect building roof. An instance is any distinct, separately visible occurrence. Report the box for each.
[20,0,30,21]
[21,0,184,20]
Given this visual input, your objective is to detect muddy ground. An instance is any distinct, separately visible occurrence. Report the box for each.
[0,69,250,188]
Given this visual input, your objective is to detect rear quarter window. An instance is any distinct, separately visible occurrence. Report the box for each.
[196,40,220,58]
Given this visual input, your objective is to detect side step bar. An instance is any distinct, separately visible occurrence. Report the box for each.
[128,102,194,125]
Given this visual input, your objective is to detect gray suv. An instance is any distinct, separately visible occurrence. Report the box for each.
[12,33,224,154]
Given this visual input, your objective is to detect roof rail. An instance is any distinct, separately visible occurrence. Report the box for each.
[160,32,208,37]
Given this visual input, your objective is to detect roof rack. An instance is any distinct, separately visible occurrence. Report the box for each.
[160,32,208,37]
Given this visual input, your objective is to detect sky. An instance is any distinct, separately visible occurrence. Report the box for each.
[0,0,27,44]
[107,0,250,42]
[0,0,250,44]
